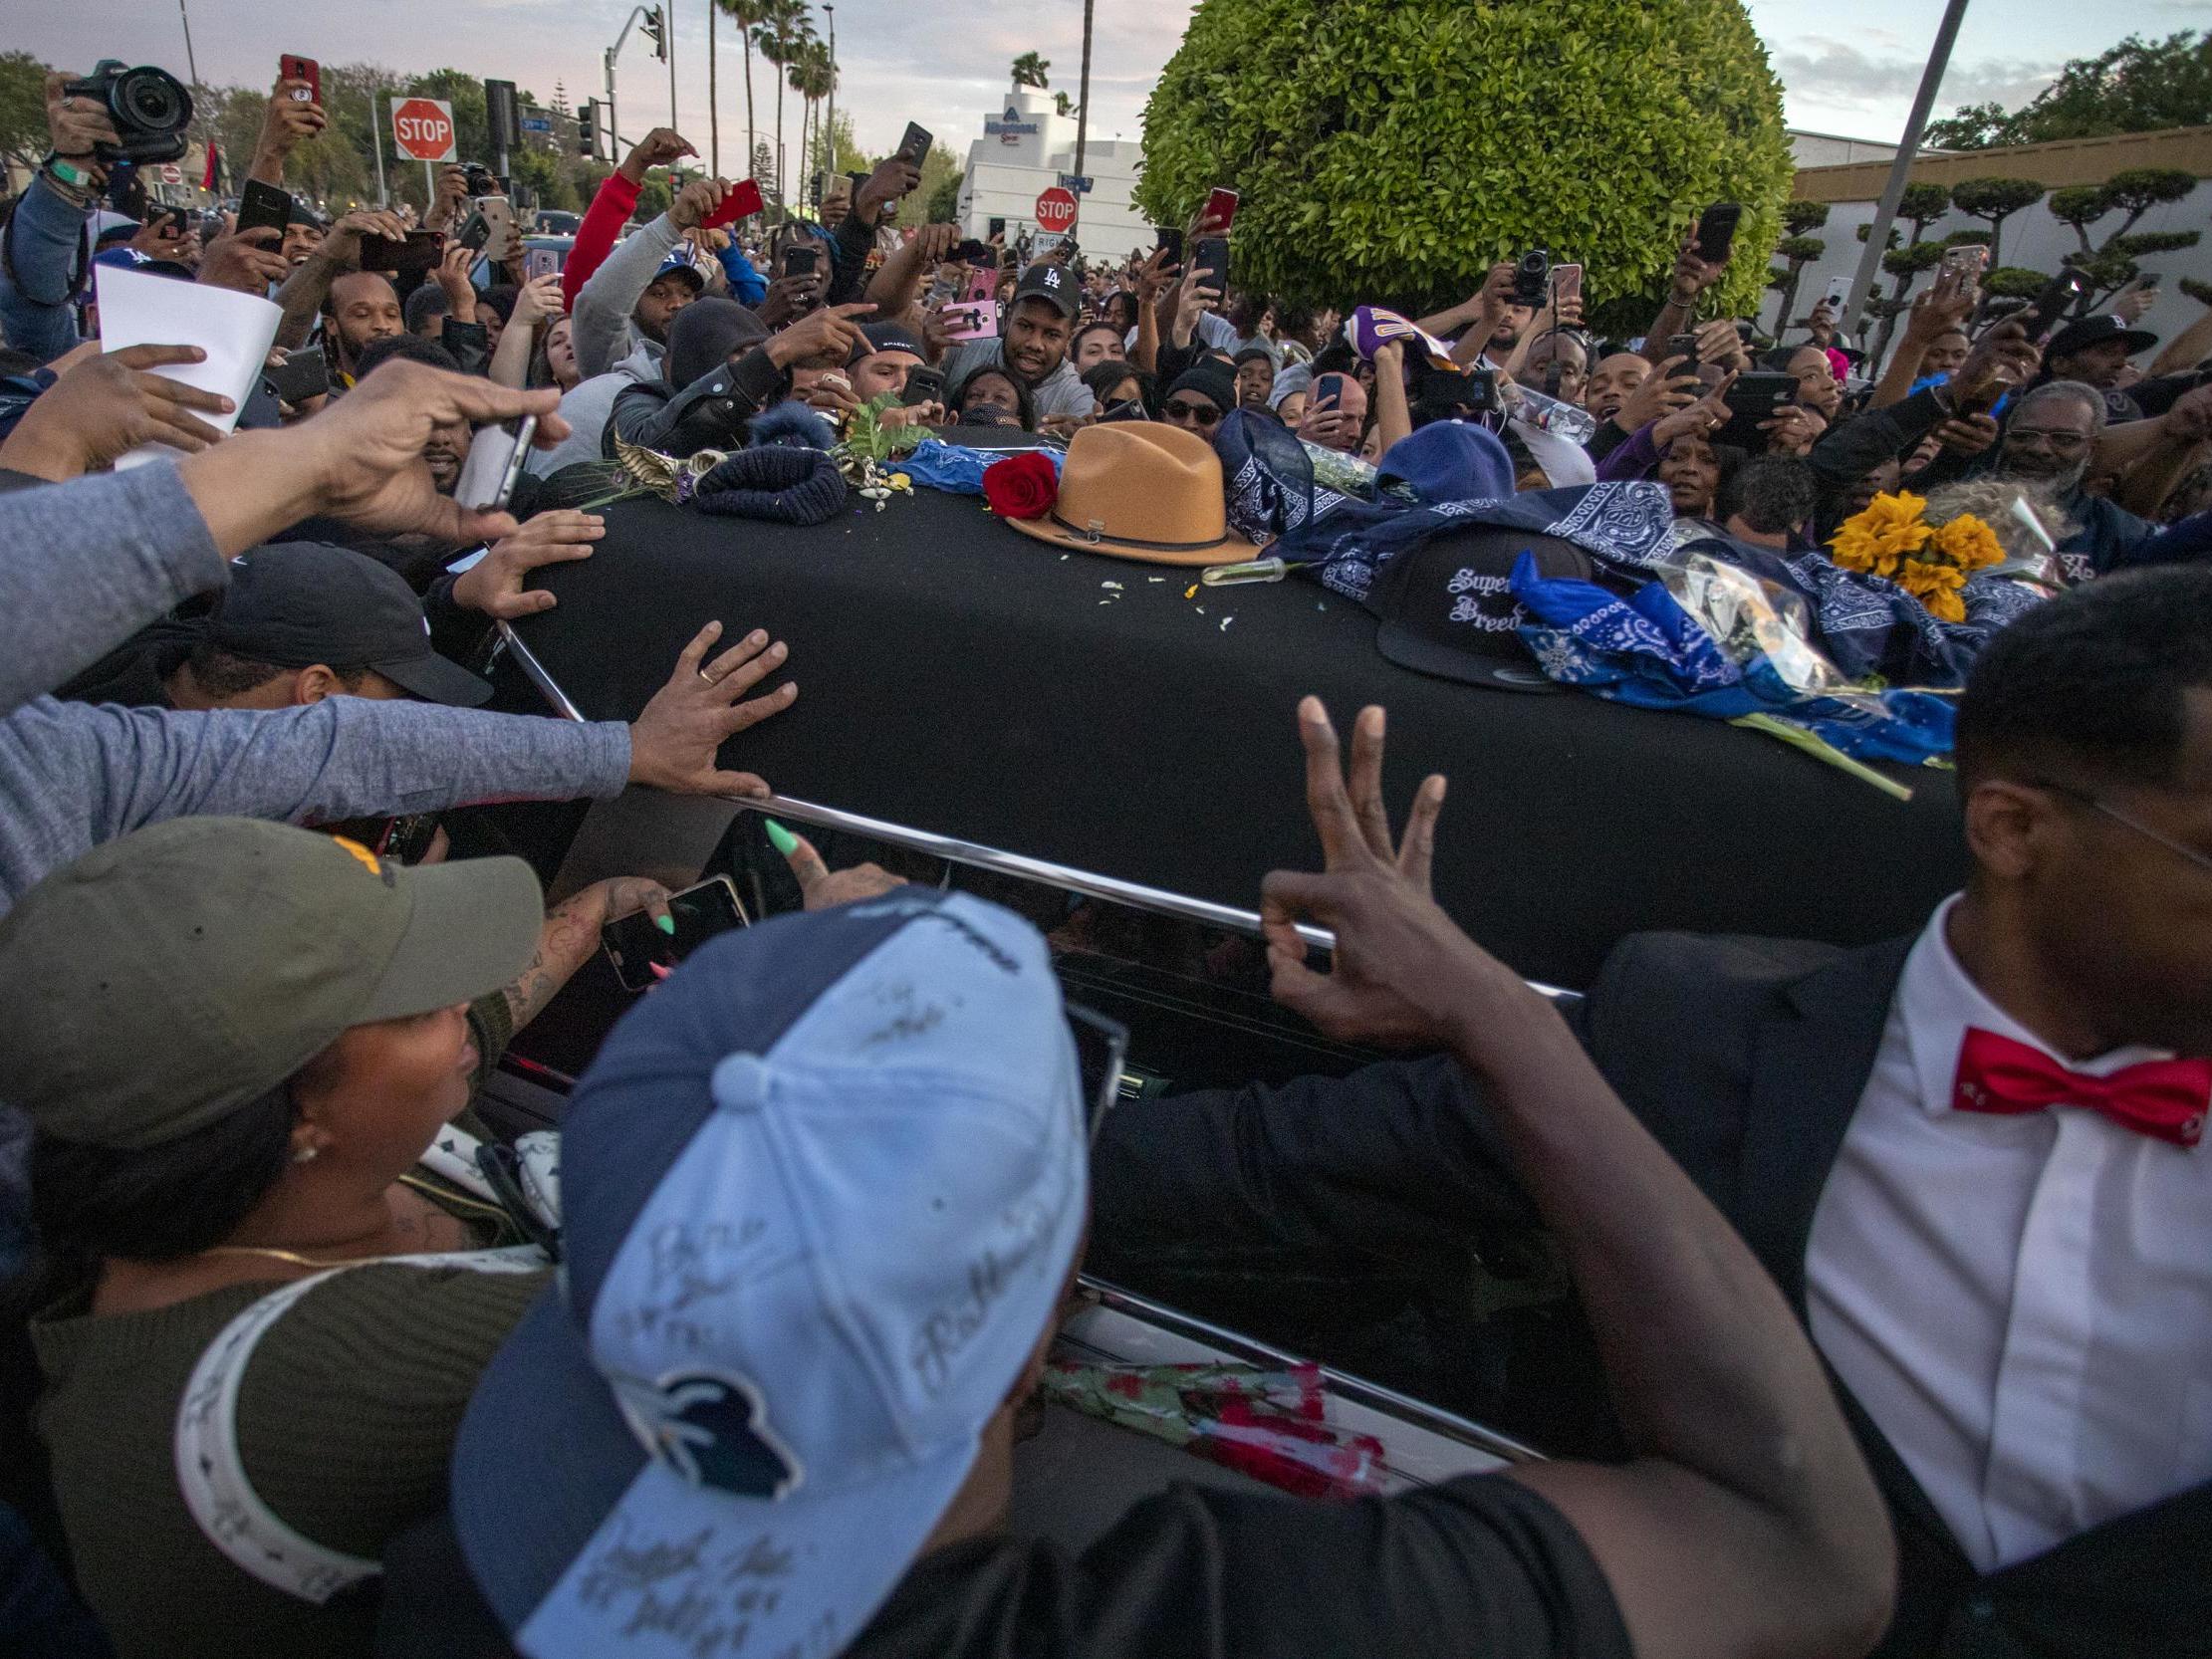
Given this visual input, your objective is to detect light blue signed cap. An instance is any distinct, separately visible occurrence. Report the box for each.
[452,889,1087,1657]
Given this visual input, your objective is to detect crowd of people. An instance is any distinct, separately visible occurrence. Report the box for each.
[1,48,2209,1659]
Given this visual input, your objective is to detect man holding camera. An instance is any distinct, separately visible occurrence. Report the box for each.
[0,73,131,363]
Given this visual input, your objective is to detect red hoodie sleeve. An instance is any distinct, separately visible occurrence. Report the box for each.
[563,171,642,310]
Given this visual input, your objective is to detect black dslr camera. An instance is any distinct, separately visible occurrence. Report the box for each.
[1510,247,1551,308]
[464,162,502,197]
[61,60,192,164]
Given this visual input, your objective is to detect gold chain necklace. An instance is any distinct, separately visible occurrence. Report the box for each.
[198,1179,493,1272]
[199,1245,346,1271]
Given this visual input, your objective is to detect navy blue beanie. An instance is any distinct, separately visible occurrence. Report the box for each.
[689,446,848,525]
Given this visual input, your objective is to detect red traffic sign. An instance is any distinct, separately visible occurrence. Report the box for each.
[391,97,456,162]
[1033,186,1078,234]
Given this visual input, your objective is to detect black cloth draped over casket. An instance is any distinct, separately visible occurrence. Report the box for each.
[498,488,1966,988]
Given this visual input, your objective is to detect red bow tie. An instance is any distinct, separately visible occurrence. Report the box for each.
[1952,1028,2211,1148]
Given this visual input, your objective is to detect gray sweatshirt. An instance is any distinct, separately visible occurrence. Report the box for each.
[573,215,683,381]
[0,465,633,908]
[0,465,229,720]
[527,338,664,477]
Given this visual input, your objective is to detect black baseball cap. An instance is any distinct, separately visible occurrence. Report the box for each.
[1369,528,1592,693]
[849,320,926,364]
[209,542,492,706]
[2045,314,2156,362]
[1011,261,1079,319]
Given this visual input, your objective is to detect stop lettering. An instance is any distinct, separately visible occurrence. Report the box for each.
[391,98,456,162]
[1034,187,1078,235]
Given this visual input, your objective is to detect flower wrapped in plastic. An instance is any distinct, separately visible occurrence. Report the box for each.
[1040,1359,1388,1501]
[1827,490,2007,622]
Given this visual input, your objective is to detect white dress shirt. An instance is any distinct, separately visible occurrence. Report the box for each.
[1807,895,2212,1571]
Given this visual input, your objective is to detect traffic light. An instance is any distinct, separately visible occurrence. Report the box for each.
[578,101,599,158]
[641,6,667,63]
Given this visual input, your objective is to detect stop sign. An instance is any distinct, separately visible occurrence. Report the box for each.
[391,97,456,162]
[1033,186,1078,235]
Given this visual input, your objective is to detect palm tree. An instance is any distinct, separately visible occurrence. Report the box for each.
[706,0,720,173]
[791,39,835,193]
[753,0,813,207]
[1011,52,1050,90]
[715,0,772,186]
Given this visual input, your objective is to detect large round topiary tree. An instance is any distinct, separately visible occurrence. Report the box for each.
[1133,0,1794,329]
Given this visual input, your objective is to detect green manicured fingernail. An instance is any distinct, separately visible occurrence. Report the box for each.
[655,914,676,935]
[764,819,801,856]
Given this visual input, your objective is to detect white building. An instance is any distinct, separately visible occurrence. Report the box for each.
[955,88,1152,256]
[1787,128,1906,170]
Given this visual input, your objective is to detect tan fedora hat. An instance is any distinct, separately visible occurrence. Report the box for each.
[1004,422,1264,566]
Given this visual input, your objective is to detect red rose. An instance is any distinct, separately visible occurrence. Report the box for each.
[982,450,1060,521]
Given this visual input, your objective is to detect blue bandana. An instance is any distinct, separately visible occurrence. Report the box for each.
[1213,409,1679,613]
[1507,552,1959,765]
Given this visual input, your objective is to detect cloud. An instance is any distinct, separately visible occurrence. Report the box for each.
[1772,38,2063,113]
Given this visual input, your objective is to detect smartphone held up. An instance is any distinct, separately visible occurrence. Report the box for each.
[453,415,538,514]
[603,877,750,993]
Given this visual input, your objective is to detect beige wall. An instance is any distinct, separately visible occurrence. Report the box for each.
[1795,125,2212,204]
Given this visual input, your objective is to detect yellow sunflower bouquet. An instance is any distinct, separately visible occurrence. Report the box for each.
[1828,490,2005,623]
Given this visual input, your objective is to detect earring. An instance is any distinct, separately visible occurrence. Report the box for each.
[293,1145,320,1165]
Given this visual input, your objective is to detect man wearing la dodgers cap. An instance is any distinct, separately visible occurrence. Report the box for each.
[444,700,1892,1659]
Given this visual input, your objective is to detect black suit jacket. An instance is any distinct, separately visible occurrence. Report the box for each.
[1091,930,2212,1659]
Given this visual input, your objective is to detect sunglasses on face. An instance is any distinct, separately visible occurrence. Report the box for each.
[1163,399,1221,426]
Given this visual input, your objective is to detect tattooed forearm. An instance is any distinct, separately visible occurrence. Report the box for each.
[499,892,607,1032]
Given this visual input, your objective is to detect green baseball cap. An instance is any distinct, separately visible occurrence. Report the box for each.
[0,819,545,1150]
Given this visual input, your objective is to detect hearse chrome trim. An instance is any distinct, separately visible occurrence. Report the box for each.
[495,621,587,723]
[487,635,1579,1004]
[1070,1277,1543,1469]
[737,795,1583,1005]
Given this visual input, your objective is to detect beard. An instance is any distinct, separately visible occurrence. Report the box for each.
[2002,453,2089,496]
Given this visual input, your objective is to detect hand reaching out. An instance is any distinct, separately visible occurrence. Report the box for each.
[290,361,567,545]
[625,622,797,797]
[1654,370,1737,448]
[621,126,697,183]
[1472,262,1517,331]
[1136,245,1180,304]
[434,239,480,321]
[1951,320,2041,408]
[0,345,234,481]
[857,155,921,219]
[766,303,875,370]
[323,208,410,268]
[668,177,731,233]
[1613,355,1701,433]
[129,215,199,267]
[197,226,288,294]
[1260,699,1500,1049]
[510,272,566,329]
[1934,413,2000,457]
[259,77,328,156]
[452,510,605,618]
[1693,317,1751,376]
[770,824,904,910]
[425,165,472,232]
[45,71,121,173]
[1668,233,1727,303]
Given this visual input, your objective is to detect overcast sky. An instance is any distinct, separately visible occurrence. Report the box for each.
[18,0,2208,164]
